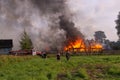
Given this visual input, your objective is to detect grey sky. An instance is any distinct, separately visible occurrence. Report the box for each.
[68,0,120,41]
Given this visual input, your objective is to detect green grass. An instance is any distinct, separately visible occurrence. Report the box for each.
[0,54,120,80]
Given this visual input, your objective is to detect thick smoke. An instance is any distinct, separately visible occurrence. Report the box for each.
[31,0,66,14]
[59,15,84,43]
[0,0,84,51]
[31,0,84,49]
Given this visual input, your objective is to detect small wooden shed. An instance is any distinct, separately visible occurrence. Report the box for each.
[0,39,13,54]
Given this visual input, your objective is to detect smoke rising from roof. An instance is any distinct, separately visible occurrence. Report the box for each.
[0,0,84,50]
[59,15,84,41]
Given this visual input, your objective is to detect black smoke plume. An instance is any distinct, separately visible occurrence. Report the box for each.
[59,15,84,42]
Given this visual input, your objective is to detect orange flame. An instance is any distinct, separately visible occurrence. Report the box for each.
[90,43,103,52]
[64,38,85,51]
[64,38,103,52]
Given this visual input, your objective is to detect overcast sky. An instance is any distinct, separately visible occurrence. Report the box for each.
[0,0,119,42]
[68,0,120,41]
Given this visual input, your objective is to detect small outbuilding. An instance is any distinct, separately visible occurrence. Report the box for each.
[0,39,13,54]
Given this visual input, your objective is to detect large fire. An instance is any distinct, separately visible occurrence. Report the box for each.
[64,38,85,51]
[64,38,103,52]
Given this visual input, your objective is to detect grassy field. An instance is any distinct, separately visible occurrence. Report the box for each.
[0,54,120,80]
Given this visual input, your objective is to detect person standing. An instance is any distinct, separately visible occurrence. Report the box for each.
[42,51,47,58]
[56,52,61,60]
[66,51,70,61]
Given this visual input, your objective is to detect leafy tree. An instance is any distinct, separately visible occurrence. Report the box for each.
[20,30,33,50]
[115,12,120,41]
[94,31,106,43]
[110,41,120,50]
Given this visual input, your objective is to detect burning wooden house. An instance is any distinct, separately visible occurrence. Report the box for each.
[59,16,103,54]
[0,39,13,54]
[63,37,103,53]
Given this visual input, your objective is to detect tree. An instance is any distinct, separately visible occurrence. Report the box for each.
[115,12,120,41]
[94,31,106,43]
[20,30,33,50]
[110,41,120,50]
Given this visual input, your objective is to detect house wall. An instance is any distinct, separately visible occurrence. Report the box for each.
[0,48,12,54]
